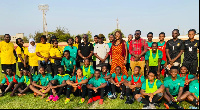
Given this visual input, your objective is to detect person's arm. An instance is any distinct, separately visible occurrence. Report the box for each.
[77,79,88,85]
[191,93,199,101]
[86,51,93,59]
[103,74,111,79]
[124,42,128,65]
[66,80,74,85]
[78,50,85,60]
[135,83,142,88]
[110,77,117,85]
[157,59,161,76]
[145,60,149,74]
[94,53,103,61]
[166,49,172,62]
[36,52,48,62]
[51,56,62,60]
[177,87,184,102]
[153,85,165,95]
[31,81,44,89]
[96,83,107,89]
[140,89,150,96]
[72,65,76,76]
[166,88,174,99]
[53,81,67,88]
[13,49,17,61]
[129,40,137,57]
[24,54,28,67]
[18,54,24,63]
[139,40,148,58]
[171,50,184,63]
[87,84,94,90]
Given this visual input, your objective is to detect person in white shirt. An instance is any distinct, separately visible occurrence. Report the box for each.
[94,34,110,70]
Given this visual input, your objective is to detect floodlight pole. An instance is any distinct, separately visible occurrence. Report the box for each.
[38,4,49,37]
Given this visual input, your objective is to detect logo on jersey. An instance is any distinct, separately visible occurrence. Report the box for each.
[177,43,180,46]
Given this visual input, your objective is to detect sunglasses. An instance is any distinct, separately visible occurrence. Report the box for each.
[135,33,140,35]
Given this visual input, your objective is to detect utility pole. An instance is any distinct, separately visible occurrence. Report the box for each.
[38,4,49,37]
[117,18,119,30]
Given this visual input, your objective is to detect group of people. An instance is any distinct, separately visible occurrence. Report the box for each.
[0,28,199,109]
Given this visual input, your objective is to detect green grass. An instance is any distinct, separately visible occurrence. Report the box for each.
[0,53,198,109]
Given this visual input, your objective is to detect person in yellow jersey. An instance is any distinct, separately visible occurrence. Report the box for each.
[24,38,38,75]
[74,35,81,68]
[49,40,63,76]
[80,58,94,80]
[16,38,27,77]
[139,71,165,109]
[0,34,17,74]
[36,35,52,73]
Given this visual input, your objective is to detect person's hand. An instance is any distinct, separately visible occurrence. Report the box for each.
[28,72,32,77]
[109,60,112,65]
[157,71,161,77]
[177,97,181,102]
[184,80,190,85]
[116,84,120,87]
[93,87,97,93]
[51,86,57,89]
[149,97,153,102]
[171,97,176,102]
[124,59,127,65]
[130,85,136,89]
[149,93,154,98]
[24,63,27,68]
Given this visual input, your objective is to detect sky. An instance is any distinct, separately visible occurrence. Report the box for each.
[0,0,199,39]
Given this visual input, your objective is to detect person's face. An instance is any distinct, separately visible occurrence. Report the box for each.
[133,67,140,75]
[75,37,79,43]
[4,35,11,43]
[41,37,46,44]
[152,44,158,52]
[6,69,12,75]
[188,31,195,39]
[18,39,24,46]
[102,66,107,73]
[39,68,45,75]
[84,60,90,67]
[53,41,58,48]
[128,35,133,42]
[115,67,121,75]
[94,71,100,78]
[64,52,70,59]
[172,30,179,39]
[68,39,73,45]
[83,35,88,42]
[51,39,56,44]
[148,72,155,81]
[180,67,187,74]
[159,34,165,41]
[58,68,64,75]
[109,35,115,42]
[170,69,178,78]
[147,34,153,41]
[23,70,28,76]
[98,38,103,43]
[30,41,35,46]
[115,32,121,40]
[77,69,83,76]
[94,37,98,43]
[135,31,141,39]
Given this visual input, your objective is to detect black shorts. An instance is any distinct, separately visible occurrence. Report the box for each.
[149,66,158,72]
[1,64,16,74]
[182,60,198,74]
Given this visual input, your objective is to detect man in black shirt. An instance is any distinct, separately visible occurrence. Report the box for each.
[182,29,199,75]
[166,29,184,69]
[78,34,94,66]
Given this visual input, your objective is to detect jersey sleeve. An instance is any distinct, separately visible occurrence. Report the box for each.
[156,80,163,88]
[180,40,185,50]
[61,57,65,66]
[83,76,87,80]
[24,48,28,55]
[72,59,76,65]
[50,48,56,57]
[188,74,195,79]
[101,78,106,84]
[127,76,132,81]
[141,81,146,90]
[70,76,75,81]
[88,78,93,85]
[1,77,6,84]
[111,73,116,78]
[180,79,185,87]
[189,82,195,93]
[123,75,127,80]
[158,50,163,59]
[93,45,97,53]
[166,41,169,49]
[52,75,58,81]
[35,44,40,52]
[140,76,145,83]
[19,76,25,83]
[164,80,169,88]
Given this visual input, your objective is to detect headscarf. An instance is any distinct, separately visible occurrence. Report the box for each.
[28,38,36,53]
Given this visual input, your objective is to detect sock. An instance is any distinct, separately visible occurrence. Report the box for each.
[137,97,142,102]
[172,102,179,109]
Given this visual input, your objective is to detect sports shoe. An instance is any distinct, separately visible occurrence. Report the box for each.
[142,105,151,109]
[52,95,59,102]
[79,98,85,104]
[64,98,70,104]
[119,94,124,100]
[164,103,170,109]
[46,95,54,102]
[87,98,93,104]
[99,99,103,105]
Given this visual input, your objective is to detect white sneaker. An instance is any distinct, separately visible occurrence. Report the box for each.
[149,103,156,109]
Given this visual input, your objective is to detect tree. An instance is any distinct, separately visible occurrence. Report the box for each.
[23,36,29,43]
[108,29,126,38]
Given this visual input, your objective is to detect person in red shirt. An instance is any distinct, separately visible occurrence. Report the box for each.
[129,30,148,75]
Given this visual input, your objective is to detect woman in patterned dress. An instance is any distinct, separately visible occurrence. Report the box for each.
[109,31,128,76]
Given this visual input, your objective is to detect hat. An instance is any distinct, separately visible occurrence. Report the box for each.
[51,36,59,39]
[98,34,105,39]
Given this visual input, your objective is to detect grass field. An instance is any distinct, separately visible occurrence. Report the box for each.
[0,54,198,109]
